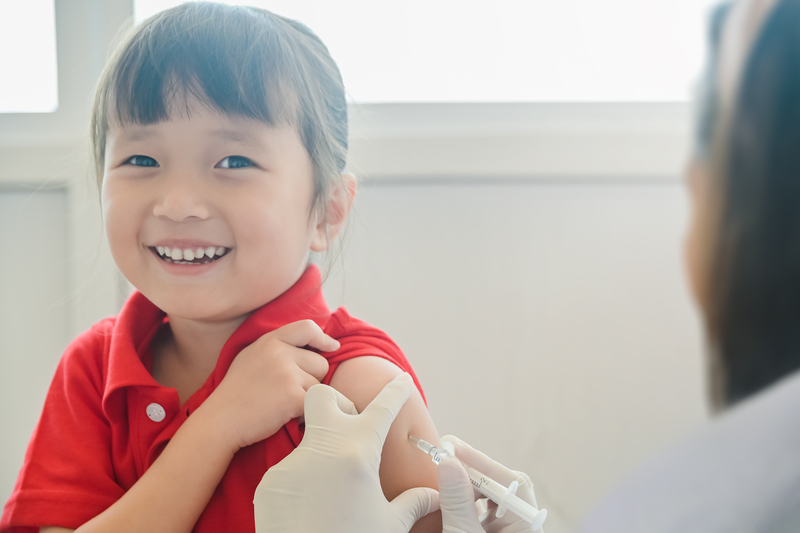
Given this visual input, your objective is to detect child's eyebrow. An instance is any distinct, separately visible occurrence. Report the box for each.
[116,128,156,142]
[210,129,264,147]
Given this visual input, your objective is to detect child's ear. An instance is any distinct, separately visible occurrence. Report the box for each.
[310,173,357,252]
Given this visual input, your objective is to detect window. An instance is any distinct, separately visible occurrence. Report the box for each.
[135,0,718,103]
[0,0,58,113]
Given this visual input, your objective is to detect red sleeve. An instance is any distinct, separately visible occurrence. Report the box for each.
[1,321,125,532]
[283,307,427,448]
[322,308,426,404]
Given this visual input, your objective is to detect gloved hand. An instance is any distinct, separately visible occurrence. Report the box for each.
[253,373,439,533]
[438,435,543,533]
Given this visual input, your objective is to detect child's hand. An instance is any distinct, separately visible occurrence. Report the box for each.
[203,320,338,452]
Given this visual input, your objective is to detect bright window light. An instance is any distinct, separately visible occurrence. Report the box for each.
[0,0,58,113]
[135,0,719,103]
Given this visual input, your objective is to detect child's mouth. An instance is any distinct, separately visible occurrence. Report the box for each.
[151,246,231,265]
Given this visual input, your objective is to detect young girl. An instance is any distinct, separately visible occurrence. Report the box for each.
[0,3,441,532]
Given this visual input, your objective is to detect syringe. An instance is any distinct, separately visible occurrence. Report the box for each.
[409,436,547,532]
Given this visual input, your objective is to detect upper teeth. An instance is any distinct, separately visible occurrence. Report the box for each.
[156,246,227,260]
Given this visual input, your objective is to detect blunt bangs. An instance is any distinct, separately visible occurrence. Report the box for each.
[110,6,291,127]
[91,2,348,204]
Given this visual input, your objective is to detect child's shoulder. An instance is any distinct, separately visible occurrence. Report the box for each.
[57,316,119,378]
[324,307,409,369]
[67,316,118,355]
[63,291,162,369]
[325,306,402,353]
[325,307,426,404]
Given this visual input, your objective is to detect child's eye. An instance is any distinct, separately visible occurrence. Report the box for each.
[124,155,159,167]
[216,156,255,169]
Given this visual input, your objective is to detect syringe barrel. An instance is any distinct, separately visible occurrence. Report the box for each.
[409,436,546,530]
[460,463,545,527]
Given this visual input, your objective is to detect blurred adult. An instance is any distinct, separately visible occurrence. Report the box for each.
[580,0,800,530]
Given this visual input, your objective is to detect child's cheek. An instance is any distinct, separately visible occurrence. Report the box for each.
[102,180,142,275]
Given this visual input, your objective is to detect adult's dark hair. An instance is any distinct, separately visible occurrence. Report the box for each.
[702,0,800,407]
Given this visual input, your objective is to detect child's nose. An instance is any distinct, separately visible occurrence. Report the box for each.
[152,175,211,221]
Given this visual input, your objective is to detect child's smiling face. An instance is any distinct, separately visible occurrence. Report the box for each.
[103,101,328,323]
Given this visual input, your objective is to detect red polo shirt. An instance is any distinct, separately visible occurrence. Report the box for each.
[1,265,424,532]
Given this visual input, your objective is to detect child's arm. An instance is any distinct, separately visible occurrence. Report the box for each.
[36,321,335,533]
[329,356,443,533]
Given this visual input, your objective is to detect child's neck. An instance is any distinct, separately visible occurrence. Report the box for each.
[153,313,250,405]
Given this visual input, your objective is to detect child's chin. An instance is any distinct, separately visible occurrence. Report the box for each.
[161,297,261,325]
[144,290,223,319]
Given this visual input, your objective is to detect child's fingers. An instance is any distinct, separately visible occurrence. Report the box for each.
[292,347,330,382]
[273,320,340,352]
[299,371,322,392]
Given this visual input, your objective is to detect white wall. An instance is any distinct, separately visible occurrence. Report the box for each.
[0,190,69,504]
[0,0,710,531]
[323,179,707,531]
[0,0,131,511]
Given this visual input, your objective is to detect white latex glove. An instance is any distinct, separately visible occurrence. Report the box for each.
[253,373,439,533]
[438,435,543,533]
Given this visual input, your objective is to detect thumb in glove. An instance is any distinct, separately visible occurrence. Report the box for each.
[438,456,485,533]
[254,374,439,533]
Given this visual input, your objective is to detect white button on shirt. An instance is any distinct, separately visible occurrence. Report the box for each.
[146,403,166,422]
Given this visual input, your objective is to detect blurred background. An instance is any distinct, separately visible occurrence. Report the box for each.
[0,0,718,530]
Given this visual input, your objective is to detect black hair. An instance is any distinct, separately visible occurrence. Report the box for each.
[91,2,348,212]
[705,0,800,406]
[694,2,732,160]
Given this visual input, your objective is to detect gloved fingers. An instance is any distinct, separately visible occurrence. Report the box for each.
[438,457,485,533]
[390,486,440,532]
[437,457,477,511]
[359,373,415,445]
[475,498,491,522]
[511,470,538,509]
[440,435,525,489]
[481,513,534,533]
[479,499,537,533]
[303,384,358,428]
[514,470,534,489]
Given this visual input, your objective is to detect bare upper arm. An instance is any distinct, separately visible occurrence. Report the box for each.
[40,528,75,533]
[329,356,442,533]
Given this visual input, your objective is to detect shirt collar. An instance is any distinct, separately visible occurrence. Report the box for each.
[103,265,331,404]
